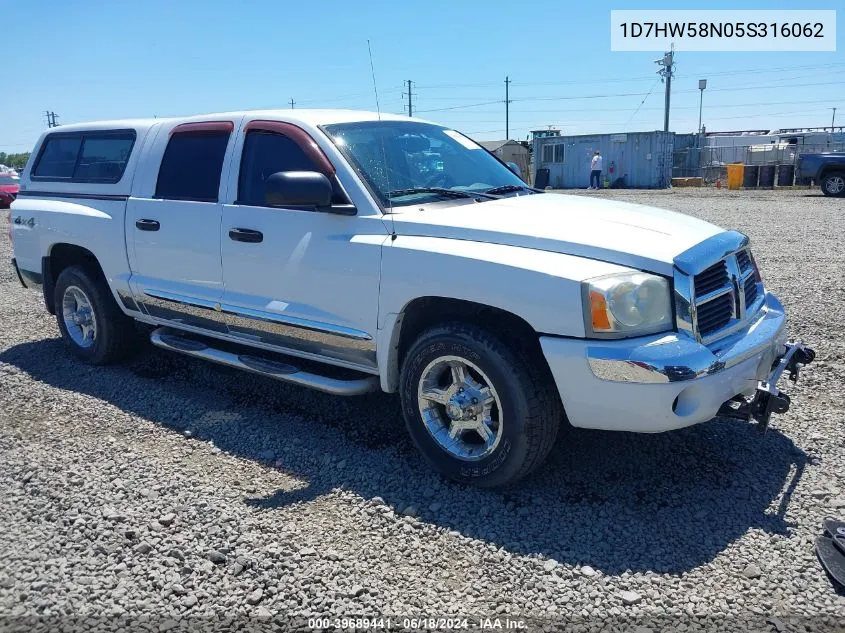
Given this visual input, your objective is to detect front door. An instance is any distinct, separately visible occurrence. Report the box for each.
[127,120,239,331]
[219,120,387,372]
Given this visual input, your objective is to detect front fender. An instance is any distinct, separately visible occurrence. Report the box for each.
[375,235,633,390]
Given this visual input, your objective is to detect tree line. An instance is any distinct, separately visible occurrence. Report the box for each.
[0,152,31,170]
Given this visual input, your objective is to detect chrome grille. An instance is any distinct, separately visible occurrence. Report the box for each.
[673,232,764,344]
[696,292,733,336]
[694,261,729,298]
[744,276,758,306]
[736,250,752,272]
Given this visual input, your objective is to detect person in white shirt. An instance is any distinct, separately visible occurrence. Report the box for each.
[589,151,603,189]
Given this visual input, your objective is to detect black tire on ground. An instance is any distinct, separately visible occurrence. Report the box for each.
[399,322,561,488]
[54,265,138,365]
[820,171,845,197]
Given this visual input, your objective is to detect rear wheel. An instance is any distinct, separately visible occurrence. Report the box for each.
[821,171,845,197]
[54,265,137,364]
[399,322,560,488]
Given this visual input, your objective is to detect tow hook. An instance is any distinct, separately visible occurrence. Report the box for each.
[716,340,815,432]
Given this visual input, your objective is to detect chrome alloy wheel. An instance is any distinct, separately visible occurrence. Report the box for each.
[417,355,503,461]
[825,174,845,195]
[62,285,97,349]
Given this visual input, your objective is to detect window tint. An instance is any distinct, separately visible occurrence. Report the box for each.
[32,131,136,182]
[155,131,230,202]
[238,131,321,206]
[33,136,83,179]
[75,135,135,182]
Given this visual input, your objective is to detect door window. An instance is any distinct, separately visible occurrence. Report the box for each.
[155,130,231,202]
[237,131,322,206]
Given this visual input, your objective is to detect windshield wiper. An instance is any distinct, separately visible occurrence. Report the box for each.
[387,187,497,200]
[484,184,540,195]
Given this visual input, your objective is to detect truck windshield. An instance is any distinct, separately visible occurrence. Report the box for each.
[322,121,529,209]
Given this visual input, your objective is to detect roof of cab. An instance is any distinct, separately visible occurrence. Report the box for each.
[48,109,437,134]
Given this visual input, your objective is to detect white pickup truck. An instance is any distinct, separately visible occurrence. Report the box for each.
[9,110,814,487]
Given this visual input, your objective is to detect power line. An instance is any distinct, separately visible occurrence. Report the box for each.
[413,62,845,92]
[625,77,662,126]
[416,100,503,114]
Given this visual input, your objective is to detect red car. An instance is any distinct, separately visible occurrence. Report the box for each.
[0,174,20,209]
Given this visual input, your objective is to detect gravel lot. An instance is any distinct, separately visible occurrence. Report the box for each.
[1,189,843,632]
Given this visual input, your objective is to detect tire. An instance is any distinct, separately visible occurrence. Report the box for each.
[399,322,560,488]
[820,171,845,197]
[54,265,137,365]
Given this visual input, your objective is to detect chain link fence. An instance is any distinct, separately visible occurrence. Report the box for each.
[673,140,845,186]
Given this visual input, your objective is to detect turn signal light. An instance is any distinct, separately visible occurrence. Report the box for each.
[589,290,611,331]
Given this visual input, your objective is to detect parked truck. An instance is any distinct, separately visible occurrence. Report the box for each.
[796,152,845,197]
[9,110,814,487]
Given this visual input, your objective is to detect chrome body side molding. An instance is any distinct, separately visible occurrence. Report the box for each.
[137,289,377,373]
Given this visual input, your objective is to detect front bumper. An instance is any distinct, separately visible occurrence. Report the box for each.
[540,292,809,432]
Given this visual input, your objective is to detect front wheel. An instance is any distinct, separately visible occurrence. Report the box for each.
[821,171,845,197]
[54,265,137,365]
[399,322,560,488]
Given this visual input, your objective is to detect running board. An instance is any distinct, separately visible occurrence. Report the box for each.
[149,327,378,396]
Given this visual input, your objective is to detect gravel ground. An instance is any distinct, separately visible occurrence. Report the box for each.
[1,189,843,632]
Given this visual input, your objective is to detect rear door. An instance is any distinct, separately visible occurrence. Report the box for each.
[218,120,386,372]
[127,119,240,331]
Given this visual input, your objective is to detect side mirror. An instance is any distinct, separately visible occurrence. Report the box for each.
[506,162,522,178]
[264,171,332,207]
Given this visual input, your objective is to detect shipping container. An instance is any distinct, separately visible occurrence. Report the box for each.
[533,131,674,189]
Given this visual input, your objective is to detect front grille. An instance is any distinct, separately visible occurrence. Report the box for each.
[736,249,752,273]
[696,292,733,336]
[744,277,758,306]
[694,261,729,297]
[692,260,734,338]
[675,234,765,344]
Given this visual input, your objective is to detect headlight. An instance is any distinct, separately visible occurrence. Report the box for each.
[582,272,672,338]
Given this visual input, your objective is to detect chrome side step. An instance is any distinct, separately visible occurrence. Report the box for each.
[150,327,379,396]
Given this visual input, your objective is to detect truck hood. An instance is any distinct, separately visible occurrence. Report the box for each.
[389,193,724,275]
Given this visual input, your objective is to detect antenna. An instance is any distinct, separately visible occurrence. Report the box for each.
[367,40,382,118]
[366,39,395,233]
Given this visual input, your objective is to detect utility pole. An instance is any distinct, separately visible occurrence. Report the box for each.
[505,76,511,139]
[697,79,707,135]
[832,107,837,132]
[289,98,295,109]
[655,46,674,133]
[403,80,413,117]
[44,111,59,128]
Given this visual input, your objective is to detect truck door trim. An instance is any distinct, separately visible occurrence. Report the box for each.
[141,288,377,370]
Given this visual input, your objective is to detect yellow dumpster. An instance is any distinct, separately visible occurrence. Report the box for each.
[726,163,745,190]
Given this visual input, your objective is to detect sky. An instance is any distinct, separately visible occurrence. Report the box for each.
[1,0,842,153]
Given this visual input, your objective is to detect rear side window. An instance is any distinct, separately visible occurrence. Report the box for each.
[155,131,231,202]
[32,131,135,182]
[238,131,322,206]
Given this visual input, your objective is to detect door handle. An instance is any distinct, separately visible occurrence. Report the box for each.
[229,228,264,243]
[135,219,160,231]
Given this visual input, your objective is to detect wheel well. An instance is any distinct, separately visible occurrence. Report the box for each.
[820,166,845,179]
[395,296,553,387]
[43,244,104,314]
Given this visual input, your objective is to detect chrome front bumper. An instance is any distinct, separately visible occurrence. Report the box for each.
[586,292,788,384]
